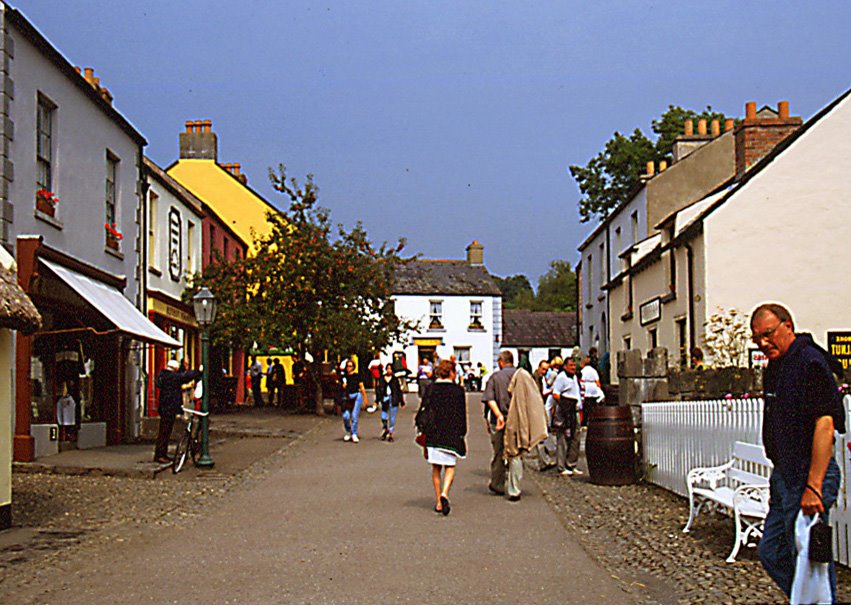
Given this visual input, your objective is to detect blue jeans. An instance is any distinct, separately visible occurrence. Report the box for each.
[342,393,363,436]
[759,457,841,603]
[381,402,398,433]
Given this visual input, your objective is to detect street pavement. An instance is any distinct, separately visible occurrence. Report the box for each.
[7,394,633,604]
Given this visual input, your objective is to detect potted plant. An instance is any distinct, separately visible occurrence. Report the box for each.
[36,188,59,216]
[104,222,123,250]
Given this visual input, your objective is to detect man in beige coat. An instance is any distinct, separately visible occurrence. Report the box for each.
[502,367,549,500]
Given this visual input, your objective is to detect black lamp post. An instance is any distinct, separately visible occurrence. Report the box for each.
[192,287,217,468]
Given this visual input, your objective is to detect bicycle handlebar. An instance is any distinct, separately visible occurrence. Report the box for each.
[181,407,209,417]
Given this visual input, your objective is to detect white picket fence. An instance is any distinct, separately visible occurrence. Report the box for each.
[641,397,851,566]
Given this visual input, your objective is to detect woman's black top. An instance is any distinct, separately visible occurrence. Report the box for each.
[378,375,404,410]
[421,381,467,456]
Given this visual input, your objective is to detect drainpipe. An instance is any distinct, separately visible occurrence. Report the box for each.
[685,242,696,351]
[605,222,611,357]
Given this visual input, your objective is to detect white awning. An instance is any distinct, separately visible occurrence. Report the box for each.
[41,259,181,347]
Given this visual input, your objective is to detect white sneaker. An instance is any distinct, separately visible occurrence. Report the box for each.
[366,405,377,414]
[344,433,351,442]
[560,469,574,476]
[572,468,584,476]
[351,434,360,443]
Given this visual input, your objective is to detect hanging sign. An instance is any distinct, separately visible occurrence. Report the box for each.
[168,207,182,282]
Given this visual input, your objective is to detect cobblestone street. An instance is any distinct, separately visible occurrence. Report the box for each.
[1,399,850,604]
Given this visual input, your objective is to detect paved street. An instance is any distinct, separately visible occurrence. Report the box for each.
[1,395,632,604]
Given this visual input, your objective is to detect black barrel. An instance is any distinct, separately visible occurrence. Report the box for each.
[585,405,636,485]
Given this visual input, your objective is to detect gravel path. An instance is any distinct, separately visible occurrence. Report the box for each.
[527,454,851,604]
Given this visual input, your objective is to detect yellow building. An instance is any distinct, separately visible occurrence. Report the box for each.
[166,120,281,251]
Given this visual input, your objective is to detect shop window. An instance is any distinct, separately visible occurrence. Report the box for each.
[548,348,561,362]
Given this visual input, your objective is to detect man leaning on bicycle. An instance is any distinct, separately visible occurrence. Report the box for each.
[154,357,202,464]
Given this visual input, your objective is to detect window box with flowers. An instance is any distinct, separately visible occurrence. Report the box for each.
[104,222,123,250]
[36,188,59,217]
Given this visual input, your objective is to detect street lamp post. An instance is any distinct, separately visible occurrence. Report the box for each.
[192,287,217,468]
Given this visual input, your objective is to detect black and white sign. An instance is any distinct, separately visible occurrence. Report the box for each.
[168,208,182,281]
[639,297,661,326]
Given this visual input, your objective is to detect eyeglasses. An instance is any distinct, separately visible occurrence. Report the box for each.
[752,321,784,344]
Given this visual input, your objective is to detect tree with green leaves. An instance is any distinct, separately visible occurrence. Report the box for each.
[493,260,577,312]
[493,274,534,310]
[569,105,732,223]
[186,165,415,414]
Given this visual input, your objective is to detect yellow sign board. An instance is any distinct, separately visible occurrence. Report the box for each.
[414,338,443,347]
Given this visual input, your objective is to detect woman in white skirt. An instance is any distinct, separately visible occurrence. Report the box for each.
[419,359,467,516]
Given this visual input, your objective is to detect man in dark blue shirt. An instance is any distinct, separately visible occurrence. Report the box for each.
[751,303,845,602]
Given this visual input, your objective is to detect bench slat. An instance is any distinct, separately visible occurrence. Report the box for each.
[728,468,770,487]
[732,441,772,467]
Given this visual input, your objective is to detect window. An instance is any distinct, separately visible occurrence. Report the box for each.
[624,335,632,351]
[186,221,195,274]
[615,227,622,256]
[587,253,593,294]
[454,347,470,364]
[548,348,561,362]
[36,95,54,193]
[148,191,158,267]
[428,300,443,329]
[469,300,483,329]
[599,242,605,282]
[223,237,229,261]
[105,153,119,227]
[677,318,688,368]
[209,224,216,265]
[648,327,658,349]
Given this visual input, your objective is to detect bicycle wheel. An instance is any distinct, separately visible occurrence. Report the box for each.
[190,419,203,463]
[172,430,191,473]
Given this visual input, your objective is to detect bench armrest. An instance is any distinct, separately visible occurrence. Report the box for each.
[732,483,770,511]
[686,460,734,490]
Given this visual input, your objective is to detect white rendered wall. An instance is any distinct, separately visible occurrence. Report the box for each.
[391,294,497,371]
[704,93,851,347]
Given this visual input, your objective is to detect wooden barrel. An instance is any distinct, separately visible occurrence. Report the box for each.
[585,405,636,485]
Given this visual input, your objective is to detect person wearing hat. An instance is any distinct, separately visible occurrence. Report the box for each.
[154,357,203,463]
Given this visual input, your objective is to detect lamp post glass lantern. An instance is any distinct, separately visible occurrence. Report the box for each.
[193,287,217,468]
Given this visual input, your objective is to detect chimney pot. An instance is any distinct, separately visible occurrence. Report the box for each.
[185,120,193,133]
[234,163,241,175]
[659,160,668,172]
[697,119,707,136]
[725,118,734,132]
[684,120,693,136]
[84,67,94,83]
[202,119,212,133]
[646,161,655,176]
[710,119,720,136]
[745,101,757,120]
[778,100,790,120]
[92,76,100,88]
[193,120,203,133]
[74,66,81,74]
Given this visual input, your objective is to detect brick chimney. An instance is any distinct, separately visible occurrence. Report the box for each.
[734,100,802,178]
[466,240,484,266]
[180,119,218,161]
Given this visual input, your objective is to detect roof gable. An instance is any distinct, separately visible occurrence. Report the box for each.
[394,260,501,296]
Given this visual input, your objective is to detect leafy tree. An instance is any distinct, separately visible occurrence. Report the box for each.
[186,165,415,414]
[570,105,733,223]
[493,274,534,309]
[534,259,577,312]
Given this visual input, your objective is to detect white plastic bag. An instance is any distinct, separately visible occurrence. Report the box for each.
[790,511,832,605]
[194,380,203,400]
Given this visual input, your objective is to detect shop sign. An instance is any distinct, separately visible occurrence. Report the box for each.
[414,338,443,347]
[828,331,851,372]
[639,297,661,326]
[749,348,769,369]
[168,207,182,282]
[150,297,197,327]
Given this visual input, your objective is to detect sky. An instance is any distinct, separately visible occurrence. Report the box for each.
[12,0,851,286]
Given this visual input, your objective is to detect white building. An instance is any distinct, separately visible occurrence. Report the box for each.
[578,117,737,362]
[609,95,846,373]
[500,309,577,370]
[391,241,502,375]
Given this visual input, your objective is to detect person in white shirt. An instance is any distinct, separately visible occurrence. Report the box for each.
[551,358,583,476]
[579,356,605,426]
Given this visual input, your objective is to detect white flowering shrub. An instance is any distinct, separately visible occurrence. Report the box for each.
[702,307,750,368]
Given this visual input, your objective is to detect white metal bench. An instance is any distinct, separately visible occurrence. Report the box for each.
[682,440,772,562]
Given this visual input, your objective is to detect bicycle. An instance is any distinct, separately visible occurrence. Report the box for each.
[172,406,208,473]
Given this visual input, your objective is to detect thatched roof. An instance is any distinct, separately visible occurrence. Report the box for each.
[0,264,41,334]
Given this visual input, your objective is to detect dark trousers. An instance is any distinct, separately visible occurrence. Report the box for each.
[251,376,264,406]
[268,383,282,406]
[759,458,840,602]
[154,411,177,460]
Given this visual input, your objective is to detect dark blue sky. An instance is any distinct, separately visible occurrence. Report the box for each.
[13,1,851,285]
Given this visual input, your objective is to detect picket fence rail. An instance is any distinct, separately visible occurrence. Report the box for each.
[641,396,851,566]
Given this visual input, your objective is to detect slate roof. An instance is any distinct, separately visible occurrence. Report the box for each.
[501,310,577,348]
[0,265,41,334]
[393,260,502,296]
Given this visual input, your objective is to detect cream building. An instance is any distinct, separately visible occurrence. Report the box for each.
[609,93,849,374]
